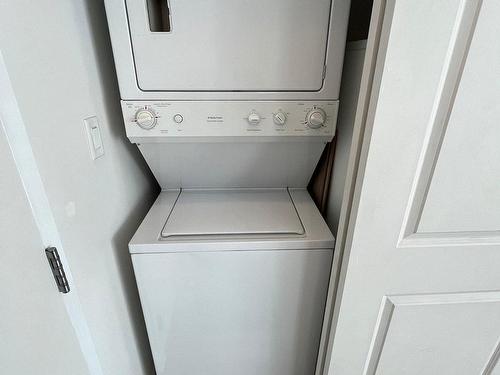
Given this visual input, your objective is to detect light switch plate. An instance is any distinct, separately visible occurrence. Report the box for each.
[84,116,104,160]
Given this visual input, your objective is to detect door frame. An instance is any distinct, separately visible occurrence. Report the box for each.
[319,1,391,373]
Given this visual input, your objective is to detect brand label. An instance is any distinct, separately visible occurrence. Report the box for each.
[206,115,224,123]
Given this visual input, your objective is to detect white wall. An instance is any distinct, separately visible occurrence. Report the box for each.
[326,41,366,234]
[0,1,158,374]
[0,117,91,375]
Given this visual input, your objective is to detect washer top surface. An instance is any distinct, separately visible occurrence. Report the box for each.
[161,189,304,238]
[129,189,334,253]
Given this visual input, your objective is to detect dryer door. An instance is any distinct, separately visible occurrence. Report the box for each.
[125,0,332,91]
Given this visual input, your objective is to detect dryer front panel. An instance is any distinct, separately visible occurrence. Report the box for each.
[125,0,332,91]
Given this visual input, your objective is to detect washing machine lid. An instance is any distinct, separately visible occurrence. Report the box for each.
[161,189,304,238]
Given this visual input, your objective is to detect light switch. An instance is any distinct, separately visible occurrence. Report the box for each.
[84,116,104,160]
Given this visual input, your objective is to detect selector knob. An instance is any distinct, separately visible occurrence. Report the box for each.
[135,108,157,130]
[273,111,287,125]
[306,108,327,129]
[247,112,261,125]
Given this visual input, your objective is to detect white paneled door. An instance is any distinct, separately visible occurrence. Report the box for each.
[330,0,500,374]
[0,124,89,375]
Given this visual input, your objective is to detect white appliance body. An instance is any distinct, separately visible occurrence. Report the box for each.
[105,0,350,189]
[121,100,340,188]
[133,249,332,375]
[104,1,348,373]
[105,0,349,100]
[130,189,335,375]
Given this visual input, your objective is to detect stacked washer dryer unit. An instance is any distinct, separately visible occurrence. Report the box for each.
[105,1,349,374]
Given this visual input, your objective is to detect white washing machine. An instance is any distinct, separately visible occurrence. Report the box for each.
[104,0,349,373]
[130,188,334,375]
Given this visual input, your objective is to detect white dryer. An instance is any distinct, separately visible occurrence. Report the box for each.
[130,188,334,375]
[104,0,349,101]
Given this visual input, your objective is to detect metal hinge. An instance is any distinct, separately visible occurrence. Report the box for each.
[45,247,70,293]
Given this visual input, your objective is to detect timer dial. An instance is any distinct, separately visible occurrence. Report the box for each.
[306,108,326,129]
[135,108,157,130]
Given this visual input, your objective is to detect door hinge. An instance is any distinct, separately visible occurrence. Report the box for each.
[45,247,70,293]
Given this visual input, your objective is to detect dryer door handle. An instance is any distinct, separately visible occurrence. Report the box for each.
[146,0,171,32]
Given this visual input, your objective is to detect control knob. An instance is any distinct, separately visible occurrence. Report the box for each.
[247,112,261,125]
[305,108,326,129]
[135,108,157,130]
[273,111,287,125]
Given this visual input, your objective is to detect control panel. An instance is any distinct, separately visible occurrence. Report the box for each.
[121,101,338,141]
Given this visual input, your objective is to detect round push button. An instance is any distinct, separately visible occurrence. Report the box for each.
[173,114,183,124]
